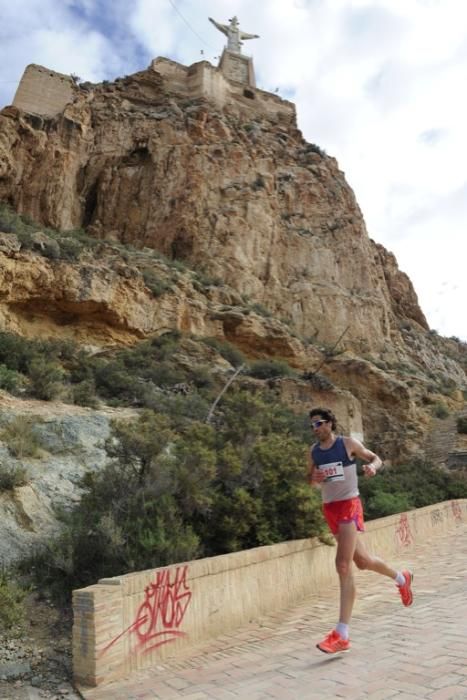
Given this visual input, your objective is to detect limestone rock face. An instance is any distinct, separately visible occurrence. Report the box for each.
[0,67,427,356]
[0,63,465,470]
[0,396,137,563]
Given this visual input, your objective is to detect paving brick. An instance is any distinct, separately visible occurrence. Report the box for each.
[429,688,467,700]
[366,690,399,700]
[80,525,467,700]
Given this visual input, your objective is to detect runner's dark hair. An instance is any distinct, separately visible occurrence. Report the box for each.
[309,407,337,430]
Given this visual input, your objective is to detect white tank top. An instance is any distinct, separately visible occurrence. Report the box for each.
[311,436,359,504]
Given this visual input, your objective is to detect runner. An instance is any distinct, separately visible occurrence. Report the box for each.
[308,407,413,654]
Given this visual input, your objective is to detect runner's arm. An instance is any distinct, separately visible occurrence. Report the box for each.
[344,436,382,476]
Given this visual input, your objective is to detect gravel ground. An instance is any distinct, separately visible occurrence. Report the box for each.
[0,595,81,700]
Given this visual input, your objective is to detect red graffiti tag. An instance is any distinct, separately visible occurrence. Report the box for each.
[100,565,192,657]
[134,565,192,653]
[395,513,413,547]
[451,500,463,523]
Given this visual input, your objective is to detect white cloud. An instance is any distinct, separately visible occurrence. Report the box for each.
[0,0,466,339]
[129,1,176,57]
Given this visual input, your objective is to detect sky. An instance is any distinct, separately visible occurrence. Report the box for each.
[0,0,466,340]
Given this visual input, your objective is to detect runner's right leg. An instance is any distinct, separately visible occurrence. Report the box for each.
[317,521,358,654]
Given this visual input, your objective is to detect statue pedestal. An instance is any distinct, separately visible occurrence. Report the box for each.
[218,50,256,88]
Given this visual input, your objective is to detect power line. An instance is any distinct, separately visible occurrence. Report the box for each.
[167,0,216,51]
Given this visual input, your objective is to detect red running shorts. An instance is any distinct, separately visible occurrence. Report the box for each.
[323,496,365,535]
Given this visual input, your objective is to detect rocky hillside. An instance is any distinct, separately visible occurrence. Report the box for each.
[0,67,427,351]
[0,62,466,464]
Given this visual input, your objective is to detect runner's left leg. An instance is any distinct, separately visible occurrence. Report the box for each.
[335,521,358,624]
[353,537,398,579]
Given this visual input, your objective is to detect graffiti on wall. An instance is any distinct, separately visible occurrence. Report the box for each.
[431,509,443,526]
[100,565,192,657]
[134,565,192,652]
[395,513,413,547]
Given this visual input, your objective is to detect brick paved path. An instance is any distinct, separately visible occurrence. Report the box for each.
[80,525,467,700]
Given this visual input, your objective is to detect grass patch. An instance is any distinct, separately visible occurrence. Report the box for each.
[0,416,44,459]
[0,201,99,262]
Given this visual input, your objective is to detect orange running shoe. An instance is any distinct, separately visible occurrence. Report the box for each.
[397,570,414,606]
[316,629,350,654]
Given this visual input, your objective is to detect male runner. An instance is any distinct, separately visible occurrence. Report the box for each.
[308,407,413,654]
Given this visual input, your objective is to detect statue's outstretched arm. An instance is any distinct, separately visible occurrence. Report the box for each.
[209,17,228,36]
[239,31,260,40]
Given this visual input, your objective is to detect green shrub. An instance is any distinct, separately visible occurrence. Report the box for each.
[0,365,26,394]
[359,458,467,520]
[71,379,99,408]
[320,342,345,358]
[189,365,214,389]
[247,359,295,380]
[0,203,98,260]
[302,372,334,390]
[366,491,411,518]
[192,271,223,289]
[28,357,64,400]
[0,462,29,490]
[92,360,146,404]
[25,393,327,599]
[305,143,326,157]
[250,302,272,318]
[91,333,188,404]
[0,331,37,373]
[142,269,172,297]
[0,416,43,459]
[56,237,83,262]
[146,392,210,427]
[0,205,18,233]
[457,416,467,434]
[0,571,26,631]
[146,361,185,387]
[201,337,246,368]
[432,402,449,419]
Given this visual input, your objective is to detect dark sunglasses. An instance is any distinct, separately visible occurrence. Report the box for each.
[310,419,328,429]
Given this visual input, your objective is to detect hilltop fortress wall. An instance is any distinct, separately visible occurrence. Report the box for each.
[12,57,295,121]
[151,57,295,120]
[12,64,75,117]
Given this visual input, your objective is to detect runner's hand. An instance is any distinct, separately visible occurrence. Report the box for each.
[311,469,325,484]
[363,464,376,477]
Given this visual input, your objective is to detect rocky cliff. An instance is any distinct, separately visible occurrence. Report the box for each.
[0,66,428,351]
[0,61,465,465]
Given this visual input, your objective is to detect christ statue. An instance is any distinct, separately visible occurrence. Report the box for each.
[208,16,259,54]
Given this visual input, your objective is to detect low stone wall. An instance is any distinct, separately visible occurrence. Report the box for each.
[73,499,467,688]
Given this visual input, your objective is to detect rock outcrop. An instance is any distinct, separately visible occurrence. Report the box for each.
[0,59,465,470]
[0,66,428,357]
[0,393,137,562]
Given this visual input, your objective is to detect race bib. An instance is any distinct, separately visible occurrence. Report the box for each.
[319,461,345,482]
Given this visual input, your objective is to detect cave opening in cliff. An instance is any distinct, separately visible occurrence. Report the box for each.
[83,181,98,228]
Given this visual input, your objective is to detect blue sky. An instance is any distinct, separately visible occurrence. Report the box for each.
[1,0,466,340]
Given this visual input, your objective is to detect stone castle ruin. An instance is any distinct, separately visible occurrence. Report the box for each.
[12,17,294,121]
[13,64,74,117]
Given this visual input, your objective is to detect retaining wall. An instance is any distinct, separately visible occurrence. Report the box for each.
[73,499,467,688]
